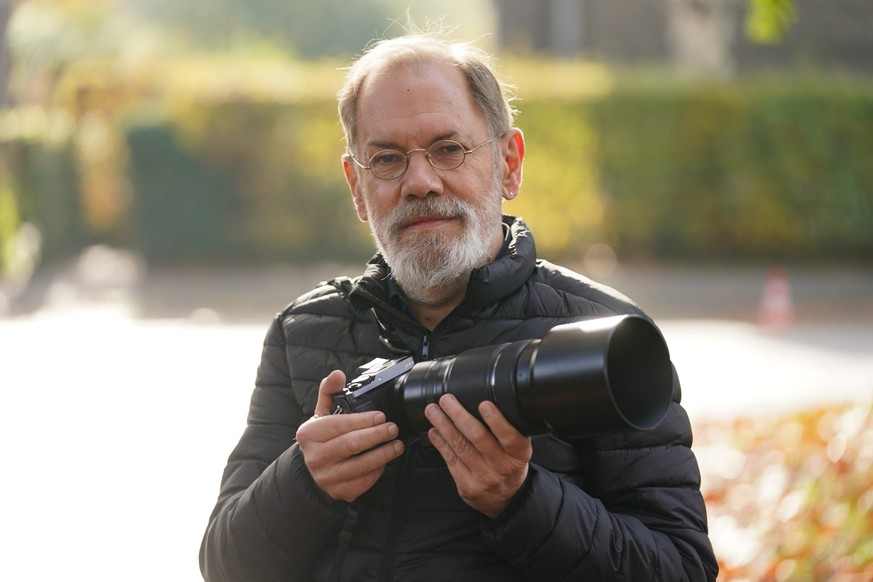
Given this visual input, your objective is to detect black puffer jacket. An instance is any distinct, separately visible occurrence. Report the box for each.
[200,216,718,581]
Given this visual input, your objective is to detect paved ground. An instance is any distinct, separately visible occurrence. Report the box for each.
[1,247,871,580]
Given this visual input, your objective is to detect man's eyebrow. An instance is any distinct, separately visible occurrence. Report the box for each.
[365,139,400,150]
[431,130,461,143]
[365,131,462,150]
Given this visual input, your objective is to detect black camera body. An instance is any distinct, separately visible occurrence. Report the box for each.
[332,356,415,416]
[331,315,673,443]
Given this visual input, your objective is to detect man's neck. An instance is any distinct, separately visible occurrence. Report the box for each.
[404,285,467,331]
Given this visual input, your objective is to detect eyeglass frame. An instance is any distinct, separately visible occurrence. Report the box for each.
[348,134,504,180]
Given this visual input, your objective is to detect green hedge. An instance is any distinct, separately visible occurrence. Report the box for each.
[123,77,873,265]
[591,81,873,260]
[126,100,369,264]
[0,134,84,270]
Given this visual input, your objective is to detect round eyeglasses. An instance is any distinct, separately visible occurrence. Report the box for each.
[350,135,502,180]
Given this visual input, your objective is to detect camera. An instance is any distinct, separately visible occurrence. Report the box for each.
[331,314,673,442]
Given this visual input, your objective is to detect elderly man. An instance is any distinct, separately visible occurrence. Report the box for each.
[200,30,718,582]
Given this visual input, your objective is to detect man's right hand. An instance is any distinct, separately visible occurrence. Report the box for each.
[295,370,405,502]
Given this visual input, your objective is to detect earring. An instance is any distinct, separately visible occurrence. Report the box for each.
[506,191,517,200]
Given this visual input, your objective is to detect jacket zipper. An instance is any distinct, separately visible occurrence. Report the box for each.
[380,334,429,580]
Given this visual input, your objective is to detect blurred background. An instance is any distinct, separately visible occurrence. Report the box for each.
[0,0,871,580]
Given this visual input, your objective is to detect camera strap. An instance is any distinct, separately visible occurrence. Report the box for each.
[327,500,360,582]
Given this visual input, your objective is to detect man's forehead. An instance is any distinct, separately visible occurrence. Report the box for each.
[355,61,485,145]
[358,60,467,100]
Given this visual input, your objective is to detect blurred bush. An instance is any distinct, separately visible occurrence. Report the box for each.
[592,77,873,260]
[126,98,365,264]
[0,107,83,272]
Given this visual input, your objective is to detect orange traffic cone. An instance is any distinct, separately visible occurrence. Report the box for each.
[759,267,794,332]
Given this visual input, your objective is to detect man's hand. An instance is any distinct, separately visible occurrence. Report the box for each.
[425,394,532,519]
[296,370,405,503]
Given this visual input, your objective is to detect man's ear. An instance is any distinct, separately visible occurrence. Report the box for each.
[501,129,525,201]
[343,155,368,222]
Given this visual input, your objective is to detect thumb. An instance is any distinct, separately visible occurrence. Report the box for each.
[315,370,347,417]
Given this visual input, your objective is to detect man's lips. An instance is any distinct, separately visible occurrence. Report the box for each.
[400,214,457,232]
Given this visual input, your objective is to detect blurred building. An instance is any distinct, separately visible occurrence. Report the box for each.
[494,0,873,75]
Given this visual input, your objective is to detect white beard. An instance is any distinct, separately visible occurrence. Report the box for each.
[368,184,504,306]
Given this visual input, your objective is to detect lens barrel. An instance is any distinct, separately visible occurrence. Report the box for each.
[394,315,673,439]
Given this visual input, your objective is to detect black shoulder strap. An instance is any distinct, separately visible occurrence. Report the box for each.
[328,276,356,298]
[327,501,360,582]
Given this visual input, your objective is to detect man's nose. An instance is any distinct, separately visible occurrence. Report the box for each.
[403,151,442,198]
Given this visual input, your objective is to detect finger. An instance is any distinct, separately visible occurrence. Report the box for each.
[436,394,499,453]
[298,410,393,446]
[427,426,467,476]
[328,419,401,459]
[425,401,473,460]
[315,370,346,417]
[312,439,405,502]
[323,461,392,503]
[479,401,532,459]
[425,401,485,486]
[299,415,403,483]
[343,439,405,478]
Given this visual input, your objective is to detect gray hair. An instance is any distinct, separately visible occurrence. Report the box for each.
[337,30,516,153]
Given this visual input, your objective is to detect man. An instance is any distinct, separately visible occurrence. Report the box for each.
[200,30,718,581]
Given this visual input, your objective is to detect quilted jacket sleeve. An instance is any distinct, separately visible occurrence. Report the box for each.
[199,315,346,581]
[481,370,718,581]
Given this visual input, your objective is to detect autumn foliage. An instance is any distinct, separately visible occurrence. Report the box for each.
[696,400,873,581]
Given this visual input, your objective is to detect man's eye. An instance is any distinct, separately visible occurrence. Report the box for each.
[372,152,403,166]
[433,142,463,157]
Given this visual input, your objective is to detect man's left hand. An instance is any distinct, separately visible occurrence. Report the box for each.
[425,394,532,519]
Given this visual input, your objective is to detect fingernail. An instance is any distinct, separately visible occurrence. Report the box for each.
[387,423,399,438]
[440,394,456,406]
[425,404,437,419]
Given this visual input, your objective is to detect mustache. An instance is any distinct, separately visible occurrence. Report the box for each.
[385,197,470,234]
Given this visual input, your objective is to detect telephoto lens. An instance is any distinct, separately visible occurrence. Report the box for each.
[392,314,673,440]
